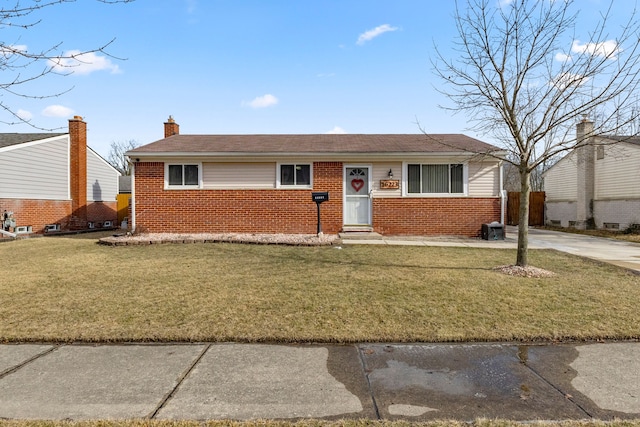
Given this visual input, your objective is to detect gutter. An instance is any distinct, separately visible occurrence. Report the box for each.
[125,150,510,160]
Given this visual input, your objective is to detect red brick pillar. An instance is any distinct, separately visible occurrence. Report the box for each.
[69,116,87,229]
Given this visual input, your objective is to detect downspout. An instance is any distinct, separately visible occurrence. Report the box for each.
[499,160,506,225]
[130,159,136,233]
[0,229,17,239]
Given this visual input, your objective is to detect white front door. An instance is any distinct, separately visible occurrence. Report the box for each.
[344,166,371,226]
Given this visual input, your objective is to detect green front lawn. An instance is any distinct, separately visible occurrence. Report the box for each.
[1,233,639,343]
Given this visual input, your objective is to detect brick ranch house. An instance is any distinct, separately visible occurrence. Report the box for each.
[0,116,120,234]
[127,117,507,237]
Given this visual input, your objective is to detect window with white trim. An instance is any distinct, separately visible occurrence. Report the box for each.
[278,163,311,187]
[407,163,465,194]
[166,164,200,188]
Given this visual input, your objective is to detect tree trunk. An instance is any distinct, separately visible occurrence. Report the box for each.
[516,165,531,266]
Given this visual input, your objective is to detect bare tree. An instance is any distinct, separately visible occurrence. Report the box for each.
[433,0,640,266]
[0,0,132,128]
[108,140,139,175]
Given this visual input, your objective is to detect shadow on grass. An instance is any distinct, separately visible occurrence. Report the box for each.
[265,245,503,272]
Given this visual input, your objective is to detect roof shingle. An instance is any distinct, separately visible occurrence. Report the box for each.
[129,133,500,155]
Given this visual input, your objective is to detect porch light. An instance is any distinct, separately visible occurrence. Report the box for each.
[388,169,393,179]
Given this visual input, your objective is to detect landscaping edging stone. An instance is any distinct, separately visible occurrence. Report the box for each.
[98,233,342,247]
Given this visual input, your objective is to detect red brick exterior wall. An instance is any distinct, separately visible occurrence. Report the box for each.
[133,162,344,234]
[133,161,501,236]
[373,197,501,237]
[0,199,117,233]
[87,201,118,225]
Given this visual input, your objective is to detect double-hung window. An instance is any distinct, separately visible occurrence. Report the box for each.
[407,163,465,194]
[279,163,311,187]
[166,164,200,188]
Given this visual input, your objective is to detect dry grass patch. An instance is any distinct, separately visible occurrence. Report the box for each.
[1,234,639,343]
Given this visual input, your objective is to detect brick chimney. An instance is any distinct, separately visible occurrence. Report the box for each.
[576,117,595,229]
[69,115,87,229]
[164,115,179,138]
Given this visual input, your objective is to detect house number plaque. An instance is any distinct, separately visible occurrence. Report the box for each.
[379,179,399,190]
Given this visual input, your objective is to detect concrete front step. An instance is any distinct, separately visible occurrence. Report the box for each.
[338,231,383,240]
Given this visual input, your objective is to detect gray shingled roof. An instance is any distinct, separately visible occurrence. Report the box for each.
[129,133,500,155]
[601,135,640,145]
[0,133,67,149]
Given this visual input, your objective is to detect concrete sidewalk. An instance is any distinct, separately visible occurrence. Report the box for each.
[1,342,639,421]
[341,226,640,273]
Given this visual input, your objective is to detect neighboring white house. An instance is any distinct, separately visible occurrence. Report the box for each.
[544,119,640,230]
[0,116,120,234]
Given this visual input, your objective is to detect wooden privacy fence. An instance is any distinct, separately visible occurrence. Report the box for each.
[507,191,545,226]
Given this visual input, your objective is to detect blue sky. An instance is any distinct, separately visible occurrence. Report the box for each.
[2,0,629,158]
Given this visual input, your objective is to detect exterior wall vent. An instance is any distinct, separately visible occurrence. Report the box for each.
[88,222,95,229]
[103,220,113,228]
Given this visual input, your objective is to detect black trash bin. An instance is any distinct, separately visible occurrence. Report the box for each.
[481,222,504,240]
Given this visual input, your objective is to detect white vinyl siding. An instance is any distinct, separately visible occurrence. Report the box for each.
[371,162,402,198]
[544,152,578,201]
[468,162,500,197]
[202,162,275,189]
[86,148,120,202]
[595,143,640,199]
[0,136,69,200]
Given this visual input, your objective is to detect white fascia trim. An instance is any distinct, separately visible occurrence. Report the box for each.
[129,151,506,160]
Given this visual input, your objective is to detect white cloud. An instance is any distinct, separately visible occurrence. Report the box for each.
[16,109,33,121]
[0,44,28,57]
[326,126,347,134]
[498,0,513,7]
[50,50,121,75]
[186,0,197,13]
[571,40,620,60]
[555,52,572,62]
[357,24,398,45]
[244,94,279,108]
[551,72,589,90]
[42,105,75,117]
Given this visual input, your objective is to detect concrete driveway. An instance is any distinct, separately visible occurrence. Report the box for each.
[517,226,640,273]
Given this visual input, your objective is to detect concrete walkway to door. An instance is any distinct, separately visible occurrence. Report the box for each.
[340,226,640,274]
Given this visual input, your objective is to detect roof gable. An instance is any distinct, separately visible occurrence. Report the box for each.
[0,133,67,149]
[600,135,640,146]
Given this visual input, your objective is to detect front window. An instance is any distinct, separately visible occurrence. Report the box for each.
[167,164,200,187]
[279,164,311,187]
[407,163,464,194]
